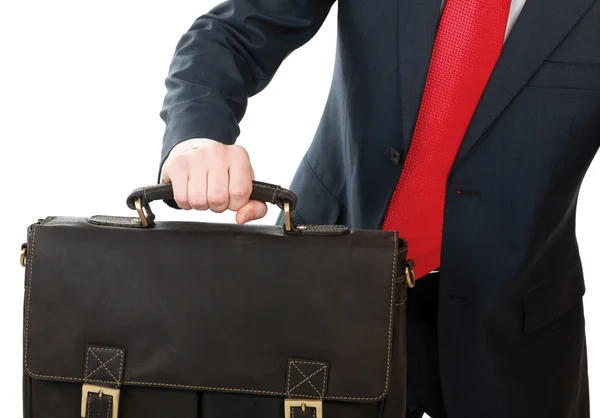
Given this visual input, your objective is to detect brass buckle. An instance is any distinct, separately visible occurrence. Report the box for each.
[405,265,416,288]
[284,399,323,418]
[134,197,153,227]
[81,384,120,418]
[283,200,292,232]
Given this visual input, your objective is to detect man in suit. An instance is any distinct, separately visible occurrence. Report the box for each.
[158,0,598,416]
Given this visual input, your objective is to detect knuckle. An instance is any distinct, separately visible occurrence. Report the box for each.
[208,191,229,208]
[173,190,188,205]
[230,144,249,160]
[167,153,188,168]
[188,192,207,209]
[208,142,227,158]
[230,184,251,200]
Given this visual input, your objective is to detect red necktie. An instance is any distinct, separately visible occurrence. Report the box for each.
[383,0,511,279]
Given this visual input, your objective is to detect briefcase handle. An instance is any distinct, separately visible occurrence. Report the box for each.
[126,181,298,230]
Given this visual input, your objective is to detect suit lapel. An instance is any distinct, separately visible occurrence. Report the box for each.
[398,0,443,151]
[453,0,597,167]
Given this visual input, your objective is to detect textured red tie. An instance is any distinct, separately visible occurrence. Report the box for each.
[383,0,511,279]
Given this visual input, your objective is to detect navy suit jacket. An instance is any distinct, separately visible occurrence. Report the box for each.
[159,0,599,416]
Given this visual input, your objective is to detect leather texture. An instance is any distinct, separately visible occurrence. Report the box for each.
[22,215,409,418]
[88,215,143,228]
[126,181,297,211]
[84,346,125,387]
[85,392,114,418]
[286,360,329,399]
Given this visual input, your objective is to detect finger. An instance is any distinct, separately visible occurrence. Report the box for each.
[162,158,191,210]
[207,161,230,213]
[188,164,209,210]
[236,200,268,224]
[228,151,252,211]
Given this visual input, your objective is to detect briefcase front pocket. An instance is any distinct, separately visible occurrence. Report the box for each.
[21,182,411,418]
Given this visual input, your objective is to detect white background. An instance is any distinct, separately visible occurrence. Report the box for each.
[1,1,599,417]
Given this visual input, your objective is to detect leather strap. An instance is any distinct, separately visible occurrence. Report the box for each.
[85,392,114,418]
[81,346,125,418]
[126,181,297,211]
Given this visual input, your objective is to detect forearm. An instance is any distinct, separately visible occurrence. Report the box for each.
[158,0,335,174]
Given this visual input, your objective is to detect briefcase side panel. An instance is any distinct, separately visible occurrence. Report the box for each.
[381,281,408,418]
[23,218,404,402]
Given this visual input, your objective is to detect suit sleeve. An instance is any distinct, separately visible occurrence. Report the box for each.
[158,0,336,170]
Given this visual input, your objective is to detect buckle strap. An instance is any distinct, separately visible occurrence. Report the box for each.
[81,384,120,418]
[81,345,125,418]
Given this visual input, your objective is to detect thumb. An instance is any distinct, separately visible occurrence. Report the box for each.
[236,200,268,224]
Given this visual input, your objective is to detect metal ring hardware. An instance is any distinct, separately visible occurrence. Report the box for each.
[283,200,292,232]
[20,247,27,267]
[405,265,416,288]
[134,198,153,227]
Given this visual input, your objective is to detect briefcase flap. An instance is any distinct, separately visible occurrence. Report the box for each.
[23,217,406,402]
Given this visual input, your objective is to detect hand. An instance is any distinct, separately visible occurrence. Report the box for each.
[161,138,268,224]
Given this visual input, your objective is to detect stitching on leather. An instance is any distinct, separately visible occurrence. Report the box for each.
[90,350,119,383]
[255,182,277,190]
[288,361,327,397]
[322,363,327,397]
[85,393,112,418]
[123,381,289,396]
[384,234,397,398]
[86,393,91,418]
[84,346,90,383]
[23,226,398,401]
[85,349,122,384]
[91,347,125,383]
[118,349,124,384]
[252,182,280,203]
[88,348,122,384]
[90,216,139,222]
[22,226,117,383]
[286,360,292,396]
[287,360,320,394]
[290,363,322,396]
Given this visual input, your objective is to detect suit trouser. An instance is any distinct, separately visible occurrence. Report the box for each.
[405,271,446,418]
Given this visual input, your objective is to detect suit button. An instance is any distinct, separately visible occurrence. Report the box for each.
[389,147,404,166]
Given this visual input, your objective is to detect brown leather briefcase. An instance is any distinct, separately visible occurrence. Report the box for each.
[21,181,414,418]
